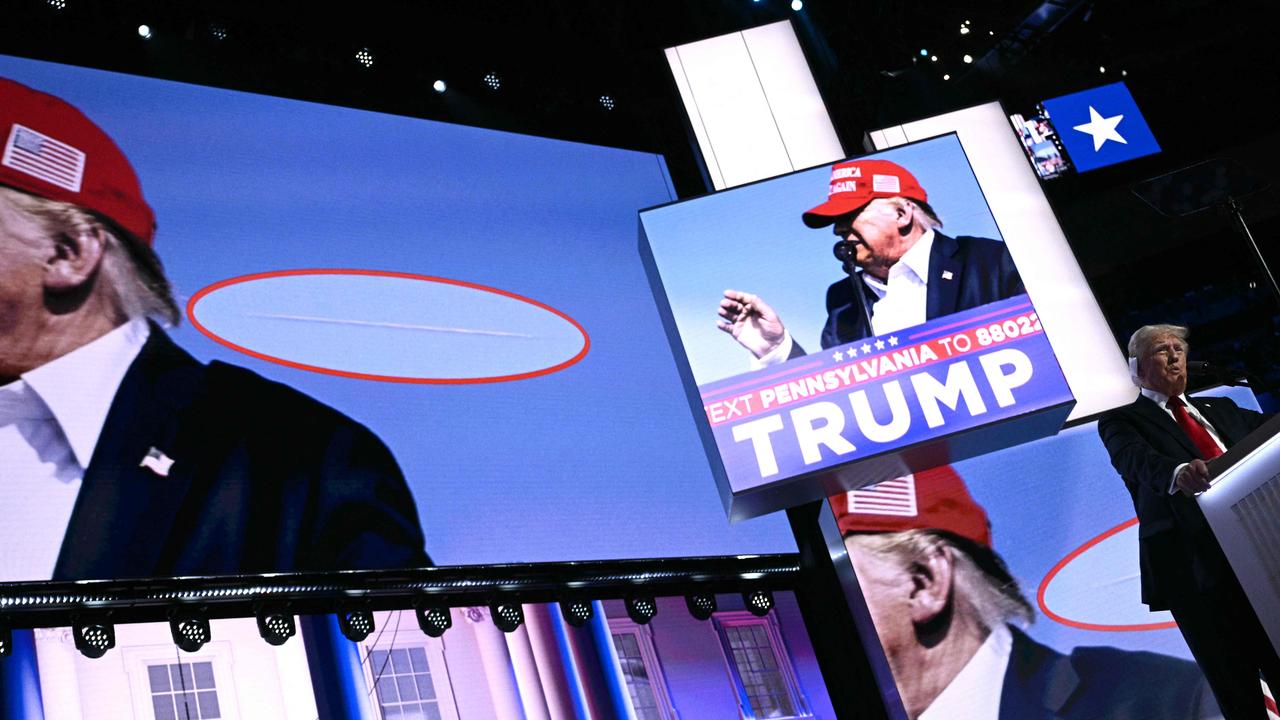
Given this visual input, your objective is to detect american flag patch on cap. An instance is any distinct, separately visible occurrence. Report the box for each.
[847,475,918,517]
[3,123,86,193]
[872,173,901,194]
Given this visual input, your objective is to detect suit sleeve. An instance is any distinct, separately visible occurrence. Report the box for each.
[1097,410,1186,496]
[999,242,1025,298]
[306,423,431,570]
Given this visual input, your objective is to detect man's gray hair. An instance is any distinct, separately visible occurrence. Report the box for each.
[907,199,943,231]
[0,186,180,326]
[848,529,1035,631]
[1127,324,1189,359]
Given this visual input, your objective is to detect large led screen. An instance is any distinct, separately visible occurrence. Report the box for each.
[640,134,1076,519]
[0,54,799,584]
[830,386,1263,719]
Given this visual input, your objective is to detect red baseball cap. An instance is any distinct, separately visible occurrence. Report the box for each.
[0,77,156,246]
[829,465,992,548]
[802,158,928,229]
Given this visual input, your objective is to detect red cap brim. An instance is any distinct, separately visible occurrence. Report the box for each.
[801,197,869,228]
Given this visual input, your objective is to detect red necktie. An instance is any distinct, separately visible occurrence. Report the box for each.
[1167,397,1224,460]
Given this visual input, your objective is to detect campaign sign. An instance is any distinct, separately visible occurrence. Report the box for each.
[703,295,1072,493]
[639,134,1078,520]
[1042,82,1161,173]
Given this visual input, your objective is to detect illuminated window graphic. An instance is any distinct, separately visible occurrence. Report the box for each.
[370,647,443,720]
[713,612,809,719]
[610,620,676,720]
[146,662,220,720]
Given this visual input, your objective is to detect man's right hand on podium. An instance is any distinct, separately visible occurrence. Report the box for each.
[1175,458,1212,497]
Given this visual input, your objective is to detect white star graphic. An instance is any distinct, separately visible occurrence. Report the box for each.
[846,346,858,357]
[1072,106,1127,151]
[860,343,872,354]
[874,339,885,350]
[832,351,844,361]
[887,336,899,347]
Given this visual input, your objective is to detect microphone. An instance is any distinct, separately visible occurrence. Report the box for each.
[833,240,857,263]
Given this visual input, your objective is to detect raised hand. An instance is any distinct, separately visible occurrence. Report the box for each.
[717,289,787,359]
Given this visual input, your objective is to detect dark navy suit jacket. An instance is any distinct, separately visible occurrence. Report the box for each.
[999,628,1217,719]
[790,233,1024,357]
[1097,394,1268,610]
[51,327,428,580]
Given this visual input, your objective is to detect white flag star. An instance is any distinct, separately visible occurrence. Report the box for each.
[887,336,899,347]
[874,339,885,350]
[1072,106,1127,151]
[832,350,844,361]
[860,343,872,354]
[846,346,858,357]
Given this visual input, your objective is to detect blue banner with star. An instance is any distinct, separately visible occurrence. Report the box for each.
[1042,82,1161,172]
[698,295,1073,492]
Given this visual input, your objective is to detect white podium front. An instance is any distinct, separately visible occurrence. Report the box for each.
[1200,413,1280,654]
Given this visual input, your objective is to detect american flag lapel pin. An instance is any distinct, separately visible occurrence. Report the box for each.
[140,446,175,477]
[941,270,954,280]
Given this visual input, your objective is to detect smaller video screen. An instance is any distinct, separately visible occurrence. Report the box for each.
[1009,108,1074,180]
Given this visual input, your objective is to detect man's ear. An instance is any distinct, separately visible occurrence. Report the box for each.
[895,199,914,230]
[908,545,953,625]
[43,225,107,292]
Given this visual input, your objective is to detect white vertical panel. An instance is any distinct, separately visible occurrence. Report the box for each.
[740,22,844,173]
[666,20,843,190]
[869,104,1136,421]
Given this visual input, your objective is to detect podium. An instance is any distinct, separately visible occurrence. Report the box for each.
[1200,412,1280,653]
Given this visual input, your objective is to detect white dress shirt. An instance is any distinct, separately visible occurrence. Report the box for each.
[0,320,149,581]
[1137,387,1226,495]
[755,231,936,368]
[862,228,935,337]
[920,623,1013,720]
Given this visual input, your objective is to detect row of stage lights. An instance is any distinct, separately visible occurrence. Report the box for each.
[0,590,774,659]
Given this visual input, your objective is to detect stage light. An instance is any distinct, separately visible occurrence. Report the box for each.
[169,610,211,653]
[963,54,973,64]
[0,623,11,657]
[560,600,594,628]
[744,590,774,617]
[1121,69,1128,77]
[338,609,376,643]
[920,48,929,56]
[484,72,501,90]
[1099,66,1106,74]
[256,608,296,646]
[210,24,228,41]
[685,593,717,621]
[46,0,66,9]
[930,55,938,62]
[491,602,524,633]
[599,95,615,111]
[960,26,970,35]
[943,74,951,80]
[790,0,803,10]
[415,603,452,638]
[73,620,115,659]
[433,80,447,93]
[625,596,657,625]
[356,48,375,69]
[137,25,152,40]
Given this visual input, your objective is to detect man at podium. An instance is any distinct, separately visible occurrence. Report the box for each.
[1099,323,1279,719]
